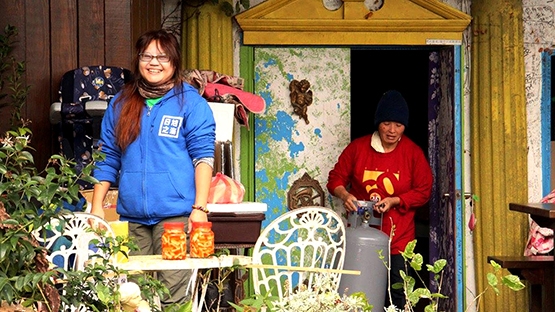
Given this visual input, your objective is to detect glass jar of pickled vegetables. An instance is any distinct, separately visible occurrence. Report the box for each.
[190,221,215,258]
[161,222,187,260]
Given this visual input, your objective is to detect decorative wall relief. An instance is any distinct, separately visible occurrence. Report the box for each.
[322,0,342,11]
[364,0,384,11]
[287,172,325,210]
[289,79,313,124]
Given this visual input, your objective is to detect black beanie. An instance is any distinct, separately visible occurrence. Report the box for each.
[374,90,409,127]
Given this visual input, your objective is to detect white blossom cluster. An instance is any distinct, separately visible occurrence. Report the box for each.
[271,274,369,312]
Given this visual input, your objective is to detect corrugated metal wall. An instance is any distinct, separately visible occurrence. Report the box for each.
[471,0,529,311]
[181,2,233,75]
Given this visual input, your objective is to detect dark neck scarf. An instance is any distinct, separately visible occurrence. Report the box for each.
[138,79,175,99]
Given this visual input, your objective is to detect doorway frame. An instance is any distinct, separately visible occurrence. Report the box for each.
[542,52,552,194]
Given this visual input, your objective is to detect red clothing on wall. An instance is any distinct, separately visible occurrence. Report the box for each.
[327,134,433,254]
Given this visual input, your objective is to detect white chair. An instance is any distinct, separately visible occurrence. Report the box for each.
[250,206,346,298]
[33,212,117,311]
[35,211,116,272]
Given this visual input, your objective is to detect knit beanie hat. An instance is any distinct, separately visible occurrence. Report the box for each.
[374,90,409,127]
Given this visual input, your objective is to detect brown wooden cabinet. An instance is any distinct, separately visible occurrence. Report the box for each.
[0,0,161,170]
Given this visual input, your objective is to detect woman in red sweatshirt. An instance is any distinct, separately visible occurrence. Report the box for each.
[327,90,433,310]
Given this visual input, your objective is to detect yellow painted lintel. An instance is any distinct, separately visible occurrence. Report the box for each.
[242,31,462,46]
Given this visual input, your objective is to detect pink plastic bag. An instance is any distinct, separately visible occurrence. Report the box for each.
[524,189,555,256]
[207,172,245,204]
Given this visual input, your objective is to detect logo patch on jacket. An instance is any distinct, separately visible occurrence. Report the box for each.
[159,115,183,138]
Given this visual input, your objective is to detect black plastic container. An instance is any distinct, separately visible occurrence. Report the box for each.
[208,212,266,244]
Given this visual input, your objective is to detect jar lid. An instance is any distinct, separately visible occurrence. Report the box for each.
[193,221,212,227]
[163,222,185,230]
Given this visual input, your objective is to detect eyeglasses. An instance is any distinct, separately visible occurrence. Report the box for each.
[139,53,170,63]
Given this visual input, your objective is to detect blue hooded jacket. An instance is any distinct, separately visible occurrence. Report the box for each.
[93,83,216,225]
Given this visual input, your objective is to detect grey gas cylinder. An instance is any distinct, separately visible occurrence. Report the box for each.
[340,208,390,312]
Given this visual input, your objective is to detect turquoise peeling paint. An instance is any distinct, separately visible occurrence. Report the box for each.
[269,111,295,142]
[259,90,273,108]
[289,141,305,158]
[254,47,351,230]
[314,128,322,138]
[263,59,277,67]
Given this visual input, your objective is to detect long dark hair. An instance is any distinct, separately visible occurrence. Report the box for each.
[114,29,184,150]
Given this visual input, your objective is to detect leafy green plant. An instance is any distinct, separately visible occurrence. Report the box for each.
[0,125,172,311]
[0,24,30,129]
[466,259,525,311]
[381,240,448,312]
[382,239,525,312]
[0,24,95,309]
[0,126,94,309]
[60,228,169,312]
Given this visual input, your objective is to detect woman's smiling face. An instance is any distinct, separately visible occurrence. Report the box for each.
[139,40,175,86]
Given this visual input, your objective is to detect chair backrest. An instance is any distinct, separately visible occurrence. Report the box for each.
[251,206,346,298]
[52,66,131,189]
[33,212,117,312]
[35,212,116,272]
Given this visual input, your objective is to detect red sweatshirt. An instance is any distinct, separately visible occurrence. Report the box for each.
[327,134,433,254]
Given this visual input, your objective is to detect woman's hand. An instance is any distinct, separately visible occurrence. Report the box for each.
[342,193,359,212]
[374,197,400,213]
[188,209,208,234]
[332,186,358,212]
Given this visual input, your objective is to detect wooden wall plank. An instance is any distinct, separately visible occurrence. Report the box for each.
[24,0,52,169]
[51,0,78,100]
[131,0,143,42]
[78,0,105,66]
[105,0,133,69]
[131,0,162,45]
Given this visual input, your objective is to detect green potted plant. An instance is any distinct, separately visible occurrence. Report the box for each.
[0,23,87,310]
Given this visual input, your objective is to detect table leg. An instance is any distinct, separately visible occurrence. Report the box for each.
[189,268,200,312]
[543,273,554,312]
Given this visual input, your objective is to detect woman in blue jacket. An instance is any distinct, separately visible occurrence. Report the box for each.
[91,29,215,307]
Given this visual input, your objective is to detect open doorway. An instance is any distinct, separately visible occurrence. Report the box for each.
[350,48,442,311]
[350,46,463,312]
[351,47,432,257]
[350,48,430,147]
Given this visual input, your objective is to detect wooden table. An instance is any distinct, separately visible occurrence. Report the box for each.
[510,203,555,224]
[509,203,555,312]
[117,254,253,312]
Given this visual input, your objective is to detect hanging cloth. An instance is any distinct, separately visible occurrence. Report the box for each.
[523,189,555,256]
[183,69,266,129]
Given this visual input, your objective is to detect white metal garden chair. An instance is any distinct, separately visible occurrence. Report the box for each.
[250,206,346,298]
[35,211,116,272]
[33,211,117,311]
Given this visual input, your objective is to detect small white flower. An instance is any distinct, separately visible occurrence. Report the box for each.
[272,274,369,311]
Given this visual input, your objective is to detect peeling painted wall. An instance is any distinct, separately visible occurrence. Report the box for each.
[523,0,555,200]
[253,47,350,225]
